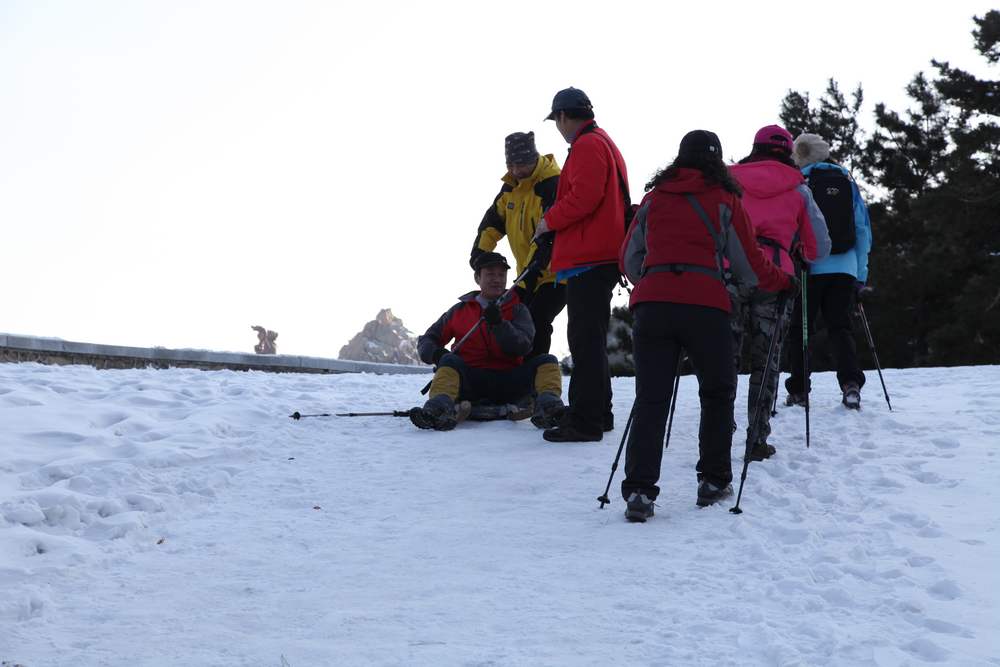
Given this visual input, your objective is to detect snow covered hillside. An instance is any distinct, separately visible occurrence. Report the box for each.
[1,362,998,666]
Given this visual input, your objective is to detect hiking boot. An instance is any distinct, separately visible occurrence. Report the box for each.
[542,417,602,442]
[624,491,655,523]
[748,441,776,462]
[409,397,471,431]
[531,393,565,429]
[696,480,734,507]
[785,392,807,407]
[842,383,861,410]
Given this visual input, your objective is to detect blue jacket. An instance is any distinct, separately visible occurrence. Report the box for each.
[802,163,872,282]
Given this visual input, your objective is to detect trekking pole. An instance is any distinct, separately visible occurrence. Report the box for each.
[290,410,411,420]
[801,267,811,449]
[664,353,684,450]
[770,376,780,417]
[597,403,636,509]
[599,349,682,508]
[731,291,789,515]
[857,302,893,411]
[419,238,553,396]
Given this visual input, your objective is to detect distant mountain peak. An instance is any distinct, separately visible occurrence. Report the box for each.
[339,309,422,366]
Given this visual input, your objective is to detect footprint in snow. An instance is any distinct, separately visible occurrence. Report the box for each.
[931,437,960,450]
[902,637,950,663]
[927,579,961,601]
[91,412,130,428]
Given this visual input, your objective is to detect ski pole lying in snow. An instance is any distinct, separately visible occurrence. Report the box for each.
[731,291,789,515]
[857,301,893,412]
[419,235,554,396]
[289,410,412,420]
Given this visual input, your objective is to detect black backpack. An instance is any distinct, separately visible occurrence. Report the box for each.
[807,168,856,254]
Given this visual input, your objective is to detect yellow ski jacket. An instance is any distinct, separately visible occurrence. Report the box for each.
[470,154,561,290]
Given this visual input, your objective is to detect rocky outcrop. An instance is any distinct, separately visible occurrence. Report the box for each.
[338,309,422,366]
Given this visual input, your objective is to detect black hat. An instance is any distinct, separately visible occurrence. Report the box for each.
[472,252,511,273]
[505,132,539,165]
[678,130,723,160]
[545,87,592,120]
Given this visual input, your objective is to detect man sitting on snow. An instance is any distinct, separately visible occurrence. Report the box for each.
[410,252,565,431]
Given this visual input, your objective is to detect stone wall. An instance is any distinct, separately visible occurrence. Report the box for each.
[0,335,431,376]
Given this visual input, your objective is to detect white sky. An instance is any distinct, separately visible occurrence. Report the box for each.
[2,0,995,359]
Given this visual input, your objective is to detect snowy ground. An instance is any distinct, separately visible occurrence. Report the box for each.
[1,362,998,666]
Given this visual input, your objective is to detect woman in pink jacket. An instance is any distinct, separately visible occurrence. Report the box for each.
[728,125,830,461]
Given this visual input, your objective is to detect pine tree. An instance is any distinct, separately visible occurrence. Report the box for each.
[778,12,1000,366]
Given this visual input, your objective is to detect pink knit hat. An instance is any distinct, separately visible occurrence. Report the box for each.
[753,125,794,153]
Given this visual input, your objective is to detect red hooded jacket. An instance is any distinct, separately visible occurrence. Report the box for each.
[729,160,831,274]
[545,121,629,272]
[619,168,791,313]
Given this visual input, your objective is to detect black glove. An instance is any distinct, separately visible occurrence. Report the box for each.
[531,232,556,269]
[432,348,448,365]
[854,281,873,300]
[785,273,802,293]
[483,301,502,326]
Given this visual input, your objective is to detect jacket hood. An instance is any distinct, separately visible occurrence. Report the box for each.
[730,160,804,199]
[653,167,719,194]
[502,153,560,186]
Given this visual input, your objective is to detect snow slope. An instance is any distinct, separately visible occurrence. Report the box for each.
[1,362,998,666]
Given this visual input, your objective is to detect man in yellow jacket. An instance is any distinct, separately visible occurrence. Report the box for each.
[470,131,564,358]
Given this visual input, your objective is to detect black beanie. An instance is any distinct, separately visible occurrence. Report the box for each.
[505,132,540,165]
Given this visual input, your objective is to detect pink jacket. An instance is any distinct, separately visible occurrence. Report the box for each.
[729,160,831,274]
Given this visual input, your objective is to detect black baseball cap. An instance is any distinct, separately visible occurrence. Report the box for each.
[545,87,592,120]
[678,130,723,160]
[472,252,511,273]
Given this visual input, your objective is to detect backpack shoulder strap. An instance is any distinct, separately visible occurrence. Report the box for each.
[684,194,725,275]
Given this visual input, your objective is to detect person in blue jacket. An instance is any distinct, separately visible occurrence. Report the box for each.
[784,133,873,409]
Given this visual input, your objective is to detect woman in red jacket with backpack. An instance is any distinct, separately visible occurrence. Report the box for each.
[618,130,793,521]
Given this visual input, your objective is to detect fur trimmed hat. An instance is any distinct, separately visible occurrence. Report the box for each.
[793,133,832,168]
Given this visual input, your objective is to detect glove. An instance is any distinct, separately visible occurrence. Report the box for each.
[483,301,502,326]
[532,217,550,241]
[531,231,555,268]
[432,348,448,365]
[784,273,801,293]
[854,281,873,300]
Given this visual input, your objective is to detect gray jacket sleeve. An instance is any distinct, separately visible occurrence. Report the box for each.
[491,302,534,357]
[417,305,459,364]
[621,201,651,284]
[798,184,831,263]
[719,202,760,289]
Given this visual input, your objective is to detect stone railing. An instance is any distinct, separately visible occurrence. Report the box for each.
[0,335,431,375]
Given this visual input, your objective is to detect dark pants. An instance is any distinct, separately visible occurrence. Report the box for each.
[622,302,736,501]
[729,285,794,445]
[516,283,567,359]
[785,273,865,394]
[566,264,618,435]
[438,353,557,403]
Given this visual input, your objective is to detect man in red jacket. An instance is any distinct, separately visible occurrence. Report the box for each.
[533,87,629,442]
[410,252,565,431]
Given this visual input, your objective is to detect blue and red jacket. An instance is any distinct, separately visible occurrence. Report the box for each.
[417,291,534,370]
